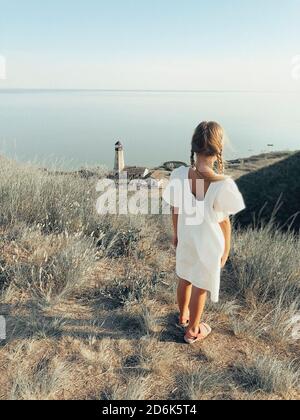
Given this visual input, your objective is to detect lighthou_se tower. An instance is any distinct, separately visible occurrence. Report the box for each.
[114,141,125,173]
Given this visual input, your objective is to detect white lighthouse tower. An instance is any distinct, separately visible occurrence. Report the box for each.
[114,141,125,174]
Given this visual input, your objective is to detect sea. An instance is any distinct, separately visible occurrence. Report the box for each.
[0,89,299,169]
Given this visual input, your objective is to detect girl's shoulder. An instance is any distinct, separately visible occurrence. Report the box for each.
[214,175,236,187]
[214,176,246,219]
[214,176,244,202]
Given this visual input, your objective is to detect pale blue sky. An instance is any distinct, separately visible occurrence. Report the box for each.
[0,0,299,90]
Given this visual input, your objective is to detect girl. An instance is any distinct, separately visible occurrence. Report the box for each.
[163,121,246,344]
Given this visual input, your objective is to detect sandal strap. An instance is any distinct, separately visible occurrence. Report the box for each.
[200,322,211,334]
[185,323,211,339]
[185,331,200,339]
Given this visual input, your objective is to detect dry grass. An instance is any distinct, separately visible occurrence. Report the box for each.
[176,365,232,400]
[232,355,300,397]
[0,158,299,400]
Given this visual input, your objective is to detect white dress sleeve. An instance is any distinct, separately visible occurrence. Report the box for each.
[214,178,246,223]
[162,167,182,208]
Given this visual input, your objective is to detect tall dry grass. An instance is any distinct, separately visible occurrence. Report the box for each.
[0,157,107,234]
[227,225,300,343]
[0,157,299,400]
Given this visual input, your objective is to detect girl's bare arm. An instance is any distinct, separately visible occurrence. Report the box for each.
[171,207,179,247]
[219,217,232,268]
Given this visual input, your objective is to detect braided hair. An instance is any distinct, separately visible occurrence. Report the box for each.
[190,150,196,168]
[191,121,225,177]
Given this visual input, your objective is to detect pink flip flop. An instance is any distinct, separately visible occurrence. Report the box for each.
[184,322,212,344]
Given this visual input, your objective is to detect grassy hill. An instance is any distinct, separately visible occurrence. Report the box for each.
[0,155,299,400]
[235,152,300,231]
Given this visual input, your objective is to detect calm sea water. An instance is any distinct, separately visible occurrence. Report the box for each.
[0,90,299,169]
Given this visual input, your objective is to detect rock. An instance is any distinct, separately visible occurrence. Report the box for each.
[162,161,188,171]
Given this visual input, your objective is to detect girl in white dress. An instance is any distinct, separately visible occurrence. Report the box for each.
[163,122,246,344]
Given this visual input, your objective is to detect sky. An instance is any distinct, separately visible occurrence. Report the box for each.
[0,0,300,90]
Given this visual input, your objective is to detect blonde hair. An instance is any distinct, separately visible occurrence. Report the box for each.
[190,121,225,176]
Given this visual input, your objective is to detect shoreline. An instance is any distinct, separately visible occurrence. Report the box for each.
[0,150,297,181]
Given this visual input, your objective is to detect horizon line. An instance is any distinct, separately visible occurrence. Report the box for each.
[0,88,299,94]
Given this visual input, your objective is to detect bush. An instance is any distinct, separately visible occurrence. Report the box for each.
[0,158,100,234]
[228,225,300,307]
[233,355,300,396]
[3,233,96,304]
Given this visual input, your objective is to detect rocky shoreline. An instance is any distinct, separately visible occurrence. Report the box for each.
[0,150,296,183]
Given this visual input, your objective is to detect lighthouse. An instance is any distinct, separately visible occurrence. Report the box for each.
[114,141,125,174]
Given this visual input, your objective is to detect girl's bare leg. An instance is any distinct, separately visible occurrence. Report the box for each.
[177,278,192,323]
[187,287,207,335]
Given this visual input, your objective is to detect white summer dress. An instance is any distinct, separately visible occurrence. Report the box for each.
[163,166,246,303]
